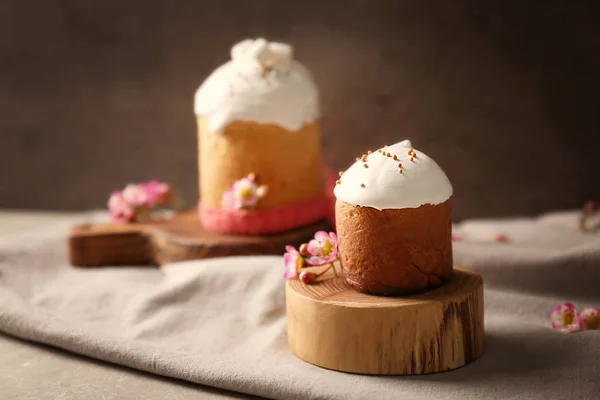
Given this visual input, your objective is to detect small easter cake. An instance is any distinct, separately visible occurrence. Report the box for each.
[194,38,332,235]
[334,140,453,295]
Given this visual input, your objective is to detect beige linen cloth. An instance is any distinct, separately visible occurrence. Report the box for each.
[0,211,599,399]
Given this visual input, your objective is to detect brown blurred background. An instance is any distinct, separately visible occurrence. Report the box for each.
[1,0,598,221]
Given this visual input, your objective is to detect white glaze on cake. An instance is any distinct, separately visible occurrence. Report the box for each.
[194,38,320,134]
[334,140,453,210]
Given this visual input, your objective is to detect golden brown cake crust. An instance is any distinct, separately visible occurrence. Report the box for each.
[198,117,324,209]
[335,198,453,295]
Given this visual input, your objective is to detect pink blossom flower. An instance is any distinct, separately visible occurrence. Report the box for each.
[580,307,600,330]
[551,302,582,333]
[222,174,268,210]
[283,246,304,279]
[122,184,149,208]
[144,180,172,206]
[107,180,176,223]
[107,191,135,222]
[232,177,260,209]
[307,231,338,265]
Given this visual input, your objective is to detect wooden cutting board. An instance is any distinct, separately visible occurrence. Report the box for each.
[68,211,331,267]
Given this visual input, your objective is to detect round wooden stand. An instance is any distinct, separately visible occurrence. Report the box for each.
[286,268,484,375]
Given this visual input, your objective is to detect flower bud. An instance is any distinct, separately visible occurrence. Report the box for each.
[299,270,317,284]
[299,243,311,257]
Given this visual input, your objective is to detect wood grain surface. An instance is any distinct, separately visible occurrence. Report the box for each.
[69,211,331,266]
[286,267,484,375]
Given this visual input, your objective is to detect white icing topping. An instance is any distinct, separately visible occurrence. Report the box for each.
[194,38,319,134]
[334,140,453,210]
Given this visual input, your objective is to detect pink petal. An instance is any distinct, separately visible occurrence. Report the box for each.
[256,185,268,198]
[232,178,254,192]
[232,200,244,210]
[107,195,120,209]
[283,253,296,268]
[307,240,321,256]
[314,231,329,241]
[328,231,338,242]
[285,245,297,254]
[241,197,258,208]
[581,307,600,315]
[283,269,296,279]
[221,191,234,210]
[551,305,563,315]
[308,256,327,266]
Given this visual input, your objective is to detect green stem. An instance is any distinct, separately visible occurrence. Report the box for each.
[315,265,333,278]
[331,262,338,277]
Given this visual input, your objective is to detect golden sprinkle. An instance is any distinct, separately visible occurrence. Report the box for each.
[355,157,360,161]
[398,163,403,168]
[360,183,366,188]
[377,149,382,153]
[399,169,403,174]
[361,155,367,162]
[338,171,344,177]
[367,150,372,155]
[410,156,415,162]
[363,163,368,168]
[393,155,398,160]
[336,180,341,185]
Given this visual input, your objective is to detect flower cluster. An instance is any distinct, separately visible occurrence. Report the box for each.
[551,302,599,333]
[221,174,268,211]
[108,180,174,222]
[284,231,339,284]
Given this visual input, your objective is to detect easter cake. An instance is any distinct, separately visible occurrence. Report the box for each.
[334,140,453,295]
[194,38,332,235]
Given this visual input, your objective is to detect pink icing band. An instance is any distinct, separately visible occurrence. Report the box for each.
[199,167,336,235]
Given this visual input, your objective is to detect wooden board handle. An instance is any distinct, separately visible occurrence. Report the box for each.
[68,211,332,267]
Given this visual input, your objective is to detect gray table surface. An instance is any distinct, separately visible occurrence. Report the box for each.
[0,211,256,400]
